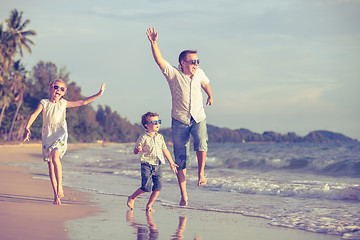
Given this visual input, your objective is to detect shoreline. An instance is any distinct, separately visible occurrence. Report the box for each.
[0,143,101,240]
[0,143,343,240]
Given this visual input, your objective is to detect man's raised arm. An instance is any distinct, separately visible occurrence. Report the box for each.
[146,27,166,72]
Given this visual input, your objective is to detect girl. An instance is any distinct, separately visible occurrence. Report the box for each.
[24,79,105,205]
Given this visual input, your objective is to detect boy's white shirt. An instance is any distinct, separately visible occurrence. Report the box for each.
[135,132,167,165]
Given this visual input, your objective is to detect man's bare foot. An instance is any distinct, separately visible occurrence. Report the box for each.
[179,197,188,206]
[198,175,207,186]
[127,196,134,210]
[53,197,61,205]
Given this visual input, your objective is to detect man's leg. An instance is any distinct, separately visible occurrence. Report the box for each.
[191,119,208,186]
[196,151,207,186]
[177,168,188,206]
[172,118,190,206]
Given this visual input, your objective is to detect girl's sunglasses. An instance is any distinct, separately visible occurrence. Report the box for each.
[145,120,162,126]
[53,85,66,92]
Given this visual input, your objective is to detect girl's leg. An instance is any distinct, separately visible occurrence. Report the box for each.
[127,188,145,210]
[48,149,63,205]
[47,160,59,204]
[146,190,160,212]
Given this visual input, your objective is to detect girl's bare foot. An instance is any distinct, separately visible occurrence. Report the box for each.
[53,197,61,205]
[127,196,134,210]
[58,188,64,198]
[179,197,188,206]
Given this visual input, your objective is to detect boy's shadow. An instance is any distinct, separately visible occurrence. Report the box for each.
[126,210,193,240]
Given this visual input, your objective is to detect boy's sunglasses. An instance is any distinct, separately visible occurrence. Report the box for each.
[53,85,66,92]
[185,59,200,65]
[145,120,162,126]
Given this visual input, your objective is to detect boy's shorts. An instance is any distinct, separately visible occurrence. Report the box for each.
[172,117,208,170]
[140,162,162,192]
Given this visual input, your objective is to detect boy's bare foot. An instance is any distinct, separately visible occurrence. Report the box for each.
[146,206,155,213]
[179,197,188,207]
[198,175,207,186]
[127,196,134,210]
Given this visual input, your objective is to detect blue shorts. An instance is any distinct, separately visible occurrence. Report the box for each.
[140,162,162,192]
[172,117,208,170]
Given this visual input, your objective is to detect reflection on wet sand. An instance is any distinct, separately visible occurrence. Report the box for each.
[126,210,201,240]
[171,216,186,240]
[126,210,158,240]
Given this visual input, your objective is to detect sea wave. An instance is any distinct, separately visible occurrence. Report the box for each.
[209,142,360,177]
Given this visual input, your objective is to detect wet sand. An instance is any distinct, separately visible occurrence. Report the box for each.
[0,144,100,240]
[0,143,341,240]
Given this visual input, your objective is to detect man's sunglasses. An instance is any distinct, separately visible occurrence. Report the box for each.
[53,85,66,92]
[145,120,162,126]
[185,59,200,65]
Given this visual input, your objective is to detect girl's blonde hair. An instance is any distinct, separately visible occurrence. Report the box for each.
[48,79,67,98]
[49,79,66,88]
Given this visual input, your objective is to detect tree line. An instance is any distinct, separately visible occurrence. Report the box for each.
[0,9,143,143]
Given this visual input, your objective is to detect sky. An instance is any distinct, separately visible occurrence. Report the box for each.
[2,0,360,140]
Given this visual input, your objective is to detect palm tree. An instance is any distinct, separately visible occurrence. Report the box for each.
[0,24,15,82]
[0,9,36,133]
[6,9,36,58]
[8,60,27,140]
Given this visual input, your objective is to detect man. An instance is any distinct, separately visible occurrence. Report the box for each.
[146,27,213,206]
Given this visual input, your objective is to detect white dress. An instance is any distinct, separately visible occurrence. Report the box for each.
[40,98,68,161]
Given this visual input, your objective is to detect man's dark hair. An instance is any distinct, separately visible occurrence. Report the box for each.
[178,50,198,64]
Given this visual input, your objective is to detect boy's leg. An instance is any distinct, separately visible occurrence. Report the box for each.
[127,188,145,210]
[146,190,160,212]
[147,165,162,212]
[128,163,151,209]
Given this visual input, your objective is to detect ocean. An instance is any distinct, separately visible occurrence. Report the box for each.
[22,142,360,239]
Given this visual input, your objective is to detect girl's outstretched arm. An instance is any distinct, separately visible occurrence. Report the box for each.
[24,103,44,141]
[67,83,105,108]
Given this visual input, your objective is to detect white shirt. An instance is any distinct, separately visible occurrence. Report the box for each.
[135,132,167,165]
[40,98,68,149]
[162,61,210,124]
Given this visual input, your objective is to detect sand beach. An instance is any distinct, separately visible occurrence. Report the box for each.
[0,143,342,240]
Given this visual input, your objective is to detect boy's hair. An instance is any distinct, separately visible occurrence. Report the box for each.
[141,112,159,129]
[178,50,198,64]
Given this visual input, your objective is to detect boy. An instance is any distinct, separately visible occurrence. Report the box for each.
[127,112,178,212]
